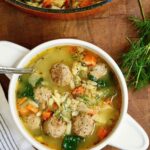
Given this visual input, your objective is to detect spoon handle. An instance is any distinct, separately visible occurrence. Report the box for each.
[0,66,33,74]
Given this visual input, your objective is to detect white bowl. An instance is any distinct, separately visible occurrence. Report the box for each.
[0,39,148,150]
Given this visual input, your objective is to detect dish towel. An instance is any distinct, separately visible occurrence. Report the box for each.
[0,84,35,150]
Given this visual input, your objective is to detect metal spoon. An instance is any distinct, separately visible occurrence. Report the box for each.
[0,66,33,74]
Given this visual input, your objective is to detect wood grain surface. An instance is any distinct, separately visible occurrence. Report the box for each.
[0,0,150,149]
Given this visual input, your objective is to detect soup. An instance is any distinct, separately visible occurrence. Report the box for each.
[17,0,106,9]
[16,46,121,150]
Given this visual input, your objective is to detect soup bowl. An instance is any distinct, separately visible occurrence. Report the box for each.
[0,39,149,150]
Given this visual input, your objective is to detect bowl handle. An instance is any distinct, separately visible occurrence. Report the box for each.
[109,114,149,150]
[0,41,29,79]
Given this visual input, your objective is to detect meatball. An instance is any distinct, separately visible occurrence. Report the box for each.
[50,63,73,86]
[90,63,108,79]
[73,114,94,137]
[43,116,67,138]
[34,87,51,103]
[25,114,41,130]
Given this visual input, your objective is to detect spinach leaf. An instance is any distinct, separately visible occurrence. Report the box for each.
[28,72,43,87]
[88,74,97,82]
[62,135,83,150]
[97,79,109,88]
[35,78,43,87]
[18,82,34,100]
[88,73,113,88]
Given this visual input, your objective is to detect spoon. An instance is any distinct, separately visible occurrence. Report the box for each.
[0,66,33,74]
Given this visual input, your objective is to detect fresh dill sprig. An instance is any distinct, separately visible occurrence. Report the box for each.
[121,0,150,90]
[129,17,150,44]
[122,38,150,89]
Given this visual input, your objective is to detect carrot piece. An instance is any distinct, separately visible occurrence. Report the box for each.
[65,0,70,8]
[17,97,27,105]
[69,46,77,54]
[26,104,39,113]
[18,107,29,116]
[72,86,85,96]
[98,128,108,140]
[42,0,52,7]
[83,52,97,66]
[87,109,97,115]
[42,111,52,121]
[46,108,51,112]
[53,102,58,110]
[79,0,92,7]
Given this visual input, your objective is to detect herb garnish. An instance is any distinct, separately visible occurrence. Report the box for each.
[121,0,150,89]
[17,82,34,99]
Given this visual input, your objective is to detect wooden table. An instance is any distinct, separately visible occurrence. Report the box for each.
[0,0,150,149]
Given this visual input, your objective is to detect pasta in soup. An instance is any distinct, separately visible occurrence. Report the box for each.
[16,45,121,150]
